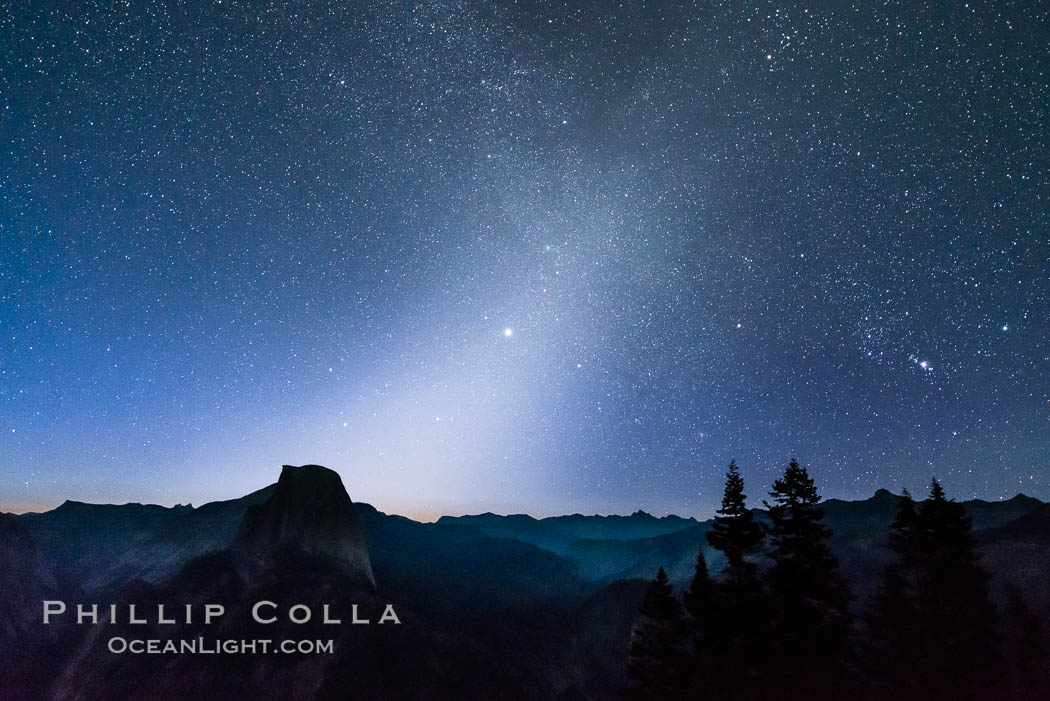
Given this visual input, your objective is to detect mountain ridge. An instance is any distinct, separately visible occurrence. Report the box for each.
[8,487,1042,525]
[9,476,1044,602]
[3,467,1049,700]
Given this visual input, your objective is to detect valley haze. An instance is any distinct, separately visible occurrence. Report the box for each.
[1,463,1047,700]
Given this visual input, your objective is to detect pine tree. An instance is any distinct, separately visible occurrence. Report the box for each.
[866,480,1001,700]
[764,459,852,699]
[913,478,998,699]
[625,566,688,699]
[867,489,923,697]
[706,459,764,582]
[682,545,714,694]
[887,488,919,559]
[683,545,712,628]
[704,460,769,699]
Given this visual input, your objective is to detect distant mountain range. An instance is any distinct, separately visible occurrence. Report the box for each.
[2,465,1048,700]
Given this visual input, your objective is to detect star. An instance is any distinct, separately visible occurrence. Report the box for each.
[3,0,1044,517]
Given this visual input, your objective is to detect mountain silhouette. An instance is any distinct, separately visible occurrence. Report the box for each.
[234,464,374,587]
[17,485,275,592]
[3,475,1049,700]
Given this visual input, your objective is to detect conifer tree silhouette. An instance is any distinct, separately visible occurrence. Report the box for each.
[867,479,1000,700]
[867,489,924,697]
[682,545,714,694]
[707,459,764,582]
[704,459,769,698]
[683,545,712,625]
[625,566,688,699]
[914,478,998,699]
[764,458,852,699]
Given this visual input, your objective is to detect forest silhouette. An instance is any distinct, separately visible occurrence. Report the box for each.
[625,460,1047,701]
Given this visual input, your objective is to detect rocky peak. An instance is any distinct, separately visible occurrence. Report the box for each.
[871,488,899,503]
[234,464,374,587]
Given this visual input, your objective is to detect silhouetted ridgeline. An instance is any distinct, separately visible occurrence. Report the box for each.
[623,462,1050,701]
[1,463,1047,699]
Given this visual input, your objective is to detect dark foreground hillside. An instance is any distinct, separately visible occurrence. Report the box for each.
[2,464,1047,700]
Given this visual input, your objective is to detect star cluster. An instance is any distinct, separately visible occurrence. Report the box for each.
[1,0,1047,518]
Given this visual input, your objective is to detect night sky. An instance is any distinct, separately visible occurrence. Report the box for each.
[2,0,1047,519]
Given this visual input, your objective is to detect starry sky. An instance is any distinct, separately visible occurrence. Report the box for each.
[1,0,1047,520]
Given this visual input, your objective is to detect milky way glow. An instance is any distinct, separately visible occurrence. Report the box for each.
[1,0,1046,518]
